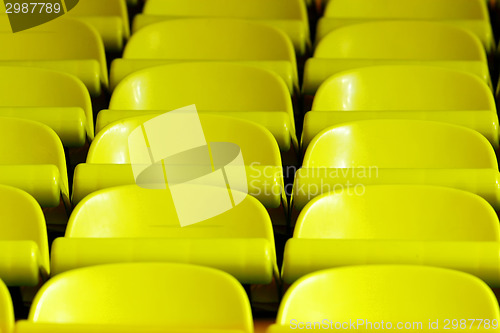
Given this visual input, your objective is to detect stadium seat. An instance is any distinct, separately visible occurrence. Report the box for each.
[0,118,69,211]
[269,266,500,333]
[133,0,310,55]
[302,21,489,95]
[99,63,298,159]
[0,66,93,145]
[110,19,298,93]
[316,0,494,53]
[67,0,130,52]
[303,65,499,149]
[73,114,285,212]
[283,185,500,285]
[52,185,278,287]
[16,263,254,333]
[0,17,107,96]
[293,119,499,211]
[0,279,14,333]
[0,185,49,286]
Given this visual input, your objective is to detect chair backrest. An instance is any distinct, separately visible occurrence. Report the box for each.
[0,185,49,272]
[87,114,281,167]
[324,0,488,20]
[0,118,68,191]
[0,18,107,78]
[295,185,500,241]
[67,184,274,242]
[27,263,253,332]
[143,0,307,21]
[0,279,13,333]
[110,63,293,114]
[275,266,500,325]
[123,18,295,63]
[312,66,495,111]
[303,120,497,168]
[314,21,486,61]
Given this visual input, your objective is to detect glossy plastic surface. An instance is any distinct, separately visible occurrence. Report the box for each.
[270,266,500,332]
[111,18,298,92]
[109,63,296,149]
[0,185,49,286]
[0,279,14,333]
[304,65,498,148]
[18,263,253,333]
[283,185,500,284]
[0,17,108,95]
[0,66,93,144]
[303,120,497,168]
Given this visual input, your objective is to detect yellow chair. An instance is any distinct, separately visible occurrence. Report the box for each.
[0,66,93,145]
[100,63,297,158]
[283,185,500,285]
[133,0,309,56]
[303,21,489,95]
[73,114,285,211]
[66,0,130,52]
[52,185,277,286]
[294,119,499,212]
[16,263,254,333]
[316,0,494,53]
[0,118,69,211]
[110,18,298,93]
[0,279,14,333]
[269,266,500,333]
[0,17,107,96]
[0,185,49,286]
[304,65,498,149]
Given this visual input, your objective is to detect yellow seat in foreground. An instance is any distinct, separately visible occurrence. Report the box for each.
[101,63,297,156]
[0,185,49,286]
[134,0,309,55]
[0,18,107,96]
[73,114,285,211]
[294,119,499,211]
[110,19,298,93]
[67,0,130,52]
[303,21,489,95]
[0,66,93,145]
[0,279,13,333]
[16,263,253,333]
[316,0,494,53]
[53,185,277,286]
[284,185,500,285]
[269,266,500,333]
[304,65,498,149]
[0,118,69,210]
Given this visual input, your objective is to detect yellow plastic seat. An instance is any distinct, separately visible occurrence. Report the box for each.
[294,119,499,211]
[0,118,69,212]
[316,0,494,53]
[0,66,93,145]
[16,263,253,333]
[133,0,309,55]
[100,63,297,156]
[0,185,49,286]
[0,17,107,96]
[66,0,130,52]
[0,279,14,333]
[269,266,500,333]
[73,114,284,211]
[283,185,500,285]
[110,18,298,93]
[304,65,498,149]
[52,185,277,286]
[303,21,489,95]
